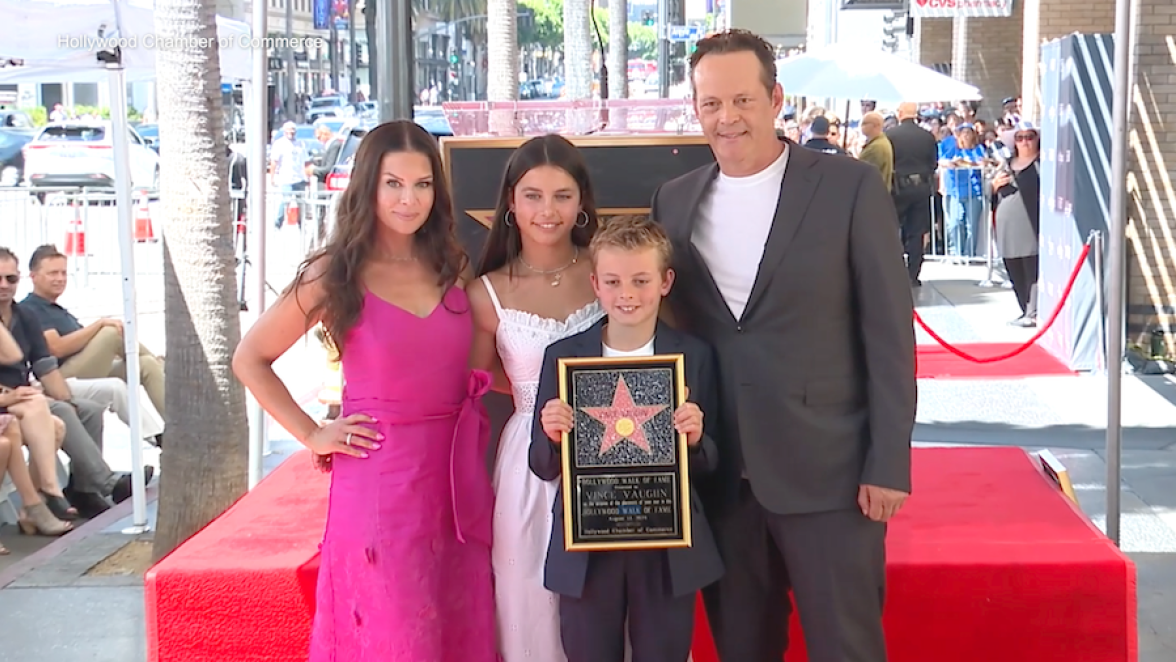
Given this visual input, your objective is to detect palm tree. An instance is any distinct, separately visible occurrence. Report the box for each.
[487,0,519,132]
[607,0,627,99]
[151,0,249,560]
[607,0,628,128]
[563,0,592,99]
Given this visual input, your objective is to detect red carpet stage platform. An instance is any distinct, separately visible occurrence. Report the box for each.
[916,343,1076,379]
[145,447,1136,662]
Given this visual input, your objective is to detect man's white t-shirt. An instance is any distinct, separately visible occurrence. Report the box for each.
[691,146,789,320]
[270,136,308,186]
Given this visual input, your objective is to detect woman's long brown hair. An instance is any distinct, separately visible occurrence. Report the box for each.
[291,120,467,357]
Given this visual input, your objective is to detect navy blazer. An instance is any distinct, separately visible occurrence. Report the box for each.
[528,318,725,598]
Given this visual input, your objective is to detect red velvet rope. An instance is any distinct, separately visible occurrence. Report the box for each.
[912,241,1093,364]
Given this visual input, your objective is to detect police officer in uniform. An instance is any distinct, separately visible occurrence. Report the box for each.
[886,102,940,286]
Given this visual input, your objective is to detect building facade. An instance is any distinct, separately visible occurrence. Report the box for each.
[917,0,1176,351]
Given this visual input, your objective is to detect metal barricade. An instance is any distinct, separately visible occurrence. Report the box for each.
[925,166,992,266]
[300,182,336,252]
[265,181,334,254]
[0,185,165,314]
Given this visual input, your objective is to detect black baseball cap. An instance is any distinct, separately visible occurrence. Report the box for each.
[810,116,831,136]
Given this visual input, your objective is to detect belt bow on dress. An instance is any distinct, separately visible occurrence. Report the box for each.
[449,369,494,547]
[321,369,495,548]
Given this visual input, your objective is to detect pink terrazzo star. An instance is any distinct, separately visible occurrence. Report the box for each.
[579,375,667,456]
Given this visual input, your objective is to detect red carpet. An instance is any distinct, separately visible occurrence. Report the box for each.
[144,458,329,662]
[916,342,1075,378]
[693,446,1136,662]
[146,448,1135,662]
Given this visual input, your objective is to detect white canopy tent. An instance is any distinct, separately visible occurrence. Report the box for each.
[775,43,982,104]
[0,0,252,82]
[0,0,258,529]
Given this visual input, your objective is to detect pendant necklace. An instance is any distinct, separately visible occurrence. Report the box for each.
[519,247,579,287]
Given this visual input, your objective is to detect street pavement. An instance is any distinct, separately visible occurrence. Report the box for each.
[0,235,1172,659]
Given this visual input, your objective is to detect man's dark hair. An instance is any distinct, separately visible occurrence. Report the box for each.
[689,29,777,94]
[29,244,65,271]
[0,247,17,267]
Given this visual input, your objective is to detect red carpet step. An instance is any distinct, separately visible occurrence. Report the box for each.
[145,447,1135,662]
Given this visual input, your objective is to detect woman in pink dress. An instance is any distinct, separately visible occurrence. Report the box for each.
[233,120,497,661]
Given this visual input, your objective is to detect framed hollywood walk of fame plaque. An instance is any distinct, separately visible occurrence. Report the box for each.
[557,354,691,552]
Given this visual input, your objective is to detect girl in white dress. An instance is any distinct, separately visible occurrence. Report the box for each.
[469,135,604,661]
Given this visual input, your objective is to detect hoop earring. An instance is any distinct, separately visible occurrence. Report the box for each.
[504,210,515,227]
[575,210,590,228]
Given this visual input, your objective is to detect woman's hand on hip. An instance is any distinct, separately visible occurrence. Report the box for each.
[304,414,382,458]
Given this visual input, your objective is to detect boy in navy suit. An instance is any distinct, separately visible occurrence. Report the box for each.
[529,215,724,662]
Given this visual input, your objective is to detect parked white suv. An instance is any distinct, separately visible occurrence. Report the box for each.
[306,96,355,123]
[23,121,160,196]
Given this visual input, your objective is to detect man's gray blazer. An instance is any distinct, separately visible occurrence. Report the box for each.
[650,142,917,516]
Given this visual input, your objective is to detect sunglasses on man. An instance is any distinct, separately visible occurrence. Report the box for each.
[0,274,19,284]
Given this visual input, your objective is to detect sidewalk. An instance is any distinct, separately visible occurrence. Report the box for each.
[0,260,1172,661]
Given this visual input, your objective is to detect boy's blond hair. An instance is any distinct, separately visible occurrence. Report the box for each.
[588,215,673,272]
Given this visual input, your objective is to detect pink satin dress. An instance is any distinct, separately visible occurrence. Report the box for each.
[309,286,499,661]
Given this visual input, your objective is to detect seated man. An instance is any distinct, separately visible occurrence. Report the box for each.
[20,245,166,419]
[69,376,165,448]
[0,247,152,518]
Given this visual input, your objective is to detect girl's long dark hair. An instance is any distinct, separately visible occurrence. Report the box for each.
[476,135,599,276]
[291,120,467,357]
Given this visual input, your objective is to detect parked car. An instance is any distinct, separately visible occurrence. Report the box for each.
[134,123,160,153]
[306,95,355,123]
[413,106,453,137]
[321,109,450,195]
[0,109,36,134]
[22,122,160,198]
[0,129,31,186]
[355,101,377,120]
[312,117,347,136]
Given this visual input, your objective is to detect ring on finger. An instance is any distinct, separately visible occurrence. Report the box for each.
[345,432,353,446]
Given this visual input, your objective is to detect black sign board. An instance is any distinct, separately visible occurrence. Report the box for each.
[440,134,715,263]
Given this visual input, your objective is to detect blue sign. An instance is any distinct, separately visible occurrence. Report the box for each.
[312,0,330,30]
[221,83,233,93]
[667,25,703,42]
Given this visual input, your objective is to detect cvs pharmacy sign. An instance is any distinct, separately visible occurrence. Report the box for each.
[911,0,1014,17]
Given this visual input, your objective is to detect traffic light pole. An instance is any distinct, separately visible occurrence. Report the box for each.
[657,0,669,98]
[437,11,533,102]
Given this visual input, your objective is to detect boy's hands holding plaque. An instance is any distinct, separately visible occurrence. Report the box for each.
[673,386,703,447]
[541,398,574,443]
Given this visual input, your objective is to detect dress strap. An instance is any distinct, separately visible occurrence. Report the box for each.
[479,274,505,315]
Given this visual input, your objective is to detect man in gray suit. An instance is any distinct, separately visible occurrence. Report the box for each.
[650,29,917,662]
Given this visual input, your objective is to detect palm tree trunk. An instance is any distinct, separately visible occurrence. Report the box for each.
[365,0,378,100]
[607,0,629,129]
[607,0,628,100]
[563,0,592,100]
[486,0,518,133]
[152,0,249,561]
